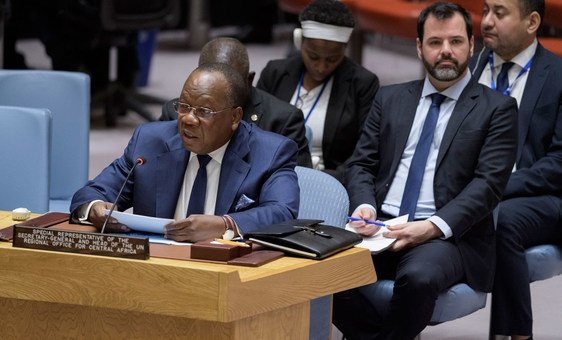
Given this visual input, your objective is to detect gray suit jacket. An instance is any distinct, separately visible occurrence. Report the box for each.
[346,77,518,291]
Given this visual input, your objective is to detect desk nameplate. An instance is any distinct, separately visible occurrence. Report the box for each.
[12,226,149,260]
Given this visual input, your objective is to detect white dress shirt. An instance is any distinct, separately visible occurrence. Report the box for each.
[477,39,536,109]
[290,77,334,170]
[173,141,230,220]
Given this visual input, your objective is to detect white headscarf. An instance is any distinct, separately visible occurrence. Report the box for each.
[293,20,353,49]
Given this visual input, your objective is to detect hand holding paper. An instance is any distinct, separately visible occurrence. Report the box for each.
[383,219,443,251]
[103,210,172,234]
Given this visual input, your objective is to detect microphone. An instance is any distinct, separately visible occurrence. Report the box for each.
[100,157,145,234]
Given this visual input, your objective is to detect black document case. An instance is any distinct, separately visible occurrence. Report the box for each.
[245,219,362,260]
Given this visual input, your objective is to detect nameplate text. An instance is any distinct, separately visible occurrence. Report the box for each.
[12,226,149,260]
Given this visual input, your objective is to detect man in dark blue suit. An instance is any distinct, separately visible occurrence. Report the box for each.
[71,63,299,242]
[469,0,562,338]
[333,3,518,339]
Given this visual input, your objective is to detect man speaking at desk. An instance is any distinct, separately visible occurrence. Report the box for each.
[70,63,299,242]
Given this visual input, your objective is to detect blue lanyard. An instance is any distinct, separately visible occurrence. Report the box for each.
[488,52,534,96]
[294,72,330,123]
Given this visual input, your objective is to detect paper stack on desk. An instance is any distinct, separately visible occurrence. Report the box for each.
[345,215,408,254]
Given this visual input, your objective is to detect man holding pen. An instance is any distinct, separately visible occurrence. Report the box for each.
[332,2,518,339]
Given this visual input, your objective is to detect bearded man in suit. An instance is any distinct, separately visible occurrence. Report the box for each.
[333,2,518,339]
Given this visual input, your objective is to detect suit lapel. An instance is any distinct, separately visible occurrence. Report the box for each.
[156,135,189,217]
[277,56,304,102]
[470,48,490,80]
[215,122,251,215]
[390,81,424,173]
[323,59,352,157]
[436,79,479,169]
[243,87,263,126]
[517,44,547,161]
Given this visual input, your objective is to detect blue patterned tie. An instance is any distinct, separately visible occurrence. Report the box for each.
[187,154,212,216]
[399,93,446,221]
[496,62,514,94]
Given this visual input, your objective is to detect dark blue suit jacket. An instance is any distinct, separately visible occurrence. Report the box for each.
[346,77,518,292]
[70,121,300,234]
[470,44,562,201]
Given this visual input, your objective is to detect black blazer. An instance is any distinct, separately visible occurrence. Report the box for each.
[256,55,379,182]
[470,44,562,201]
[346,78,518,292]
[161,87,312,167]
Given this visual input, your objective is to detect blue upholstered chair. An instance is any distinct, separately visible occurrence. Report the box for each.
[359,281,487,328]
[0,70,90,212]
[294,166,350,340]
[526,244,562,282]
[0,106,52,213]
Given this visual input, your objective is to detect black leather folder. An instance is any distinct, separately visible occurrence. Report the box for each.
[244,219,362,260]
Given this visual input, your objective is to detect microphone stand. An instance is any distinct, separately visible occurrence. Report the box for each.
[100,157,145,234]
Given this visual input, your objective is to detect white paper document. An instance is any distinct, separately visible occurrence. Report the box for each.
[346,214,409,254]
[104,210,173,234]
[126,232,191,246]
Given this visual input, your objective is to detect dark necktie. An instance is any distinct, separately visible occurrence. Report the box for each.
[399,93,446,221]
[496,62,514,94]
[186,154,212,216]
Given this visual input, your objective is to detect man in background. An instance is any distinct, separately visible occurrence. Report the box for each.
[470,0,562,338]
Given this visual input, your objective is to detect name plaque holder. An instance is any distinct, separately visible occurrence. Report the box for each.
[12,226,149,260]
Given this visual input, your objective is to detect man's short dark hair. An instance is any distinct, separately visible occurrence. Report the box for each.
[417,2,472,42]
[195,63,248,108]
[198,37,250,79]
[518,0,545,22]
[299,0,355,28]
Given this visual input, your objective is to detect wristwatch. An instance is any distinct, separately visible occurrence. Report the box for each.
[222,215,235,240]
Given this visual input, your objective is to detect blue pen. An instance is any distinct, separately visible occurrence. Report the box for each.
[347,216,388,227]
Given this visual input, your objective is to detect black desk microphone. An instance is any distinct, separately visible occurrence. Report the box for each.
[100,157,145,234]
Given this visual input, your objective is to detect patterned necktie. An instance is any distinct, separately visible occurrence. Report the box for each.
[186,154,212,216]
[496,62,514,94]
[399,93,447,221]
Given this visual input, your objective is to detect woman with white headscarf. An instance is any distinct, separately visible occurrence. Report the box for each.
[257,0,379,183]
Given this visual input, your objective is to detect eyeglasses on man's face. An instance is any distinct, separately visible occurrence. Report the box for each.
[173,101,235,120]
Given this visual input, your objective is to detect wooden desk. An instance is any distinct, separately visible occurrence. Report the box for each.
[0,213,375,339]
[0,210,40,227]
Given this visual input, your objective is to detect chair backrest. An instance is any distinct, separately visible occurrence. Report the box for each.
[0,106,51,213]
[295,166,349,227]
[294,166,350,340]
[100,0,180,31]
[0,70,90,203]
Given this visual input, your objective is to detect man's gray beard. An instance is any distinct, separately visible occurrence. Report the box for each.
[433,67,460,81]
[423,57,468,82]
